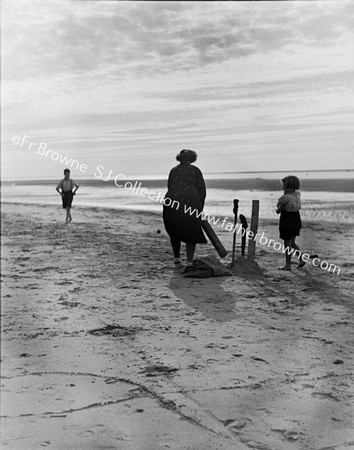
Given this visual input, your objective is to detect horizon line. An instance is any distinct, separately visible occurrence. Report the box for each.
[1,168,353,183]
[204,169,354,174]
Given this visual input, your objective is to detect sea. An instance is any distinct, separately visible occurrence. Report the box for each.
[1,171,353,223]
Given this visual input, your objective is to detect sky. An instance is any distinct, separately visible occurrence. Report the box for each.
[2,0,354,180]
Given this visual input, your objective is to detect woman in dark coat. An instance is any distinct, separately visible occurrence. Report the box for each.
[163,149,207,266]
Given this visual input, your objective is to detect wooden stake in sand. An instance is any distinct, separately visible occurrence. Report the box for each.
[248,200,259,261]
[231,199,239,264]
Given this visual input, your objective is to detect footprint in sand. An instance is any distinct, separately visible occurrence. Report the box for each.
[77,429,95,439]
[221,418,251,433]
[312,392,340,402]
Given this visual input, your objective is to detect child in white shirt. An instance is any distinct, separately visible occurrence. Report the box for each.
[56,169,79,224]
[276,175,306,270]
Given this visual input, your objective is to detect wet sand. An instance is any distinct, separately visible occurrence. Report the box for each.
[1,202,354,449]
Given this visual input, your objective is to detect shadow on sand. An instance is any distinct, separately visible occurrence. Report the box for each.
[168,269,238,322]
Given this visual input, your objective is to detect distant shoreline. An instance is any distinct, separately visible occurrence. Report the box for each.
[2,169,353,182]
[205,169,354,174]
[2,177,353,193]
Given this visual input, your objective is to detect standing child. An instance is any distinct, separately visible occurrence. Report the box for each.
[276,175,306,270]
[56,169,79,224]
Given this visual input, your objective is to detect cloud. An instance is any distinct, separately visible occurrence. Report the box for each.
[3,0,354,82]
[2,0,354,178]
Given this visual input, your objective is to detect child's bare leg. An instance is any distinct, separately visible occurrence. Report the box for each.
[292,238,306,268]
[66,207,71,224]
[278,239,292,270]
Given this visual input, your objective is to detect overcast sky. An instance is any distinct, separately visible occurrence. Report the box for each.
[2,0,354,180]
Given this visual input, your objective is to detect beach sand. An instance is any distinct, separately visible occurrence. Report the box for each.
[1,202,354,450]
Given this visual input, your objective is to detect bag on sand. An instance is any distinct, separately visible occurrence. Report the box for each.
[182,255,232,278]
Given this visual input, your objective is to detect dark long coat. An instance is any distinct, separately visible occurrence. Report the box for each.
[163,162,207,244]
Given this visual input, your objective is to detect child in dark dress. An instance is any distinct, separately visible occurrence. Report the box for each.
[276,175,306,270]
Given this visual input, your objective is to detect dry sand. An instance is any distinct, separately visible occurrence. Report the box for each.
[1,202,354,450]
